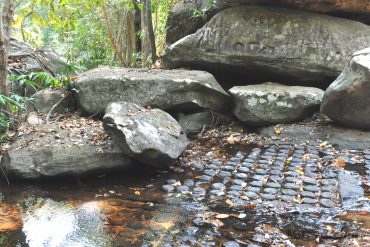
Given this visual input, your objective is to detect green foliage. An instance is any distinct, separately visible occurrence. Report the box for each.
[191,0,216,21]
[0,93,28,135]
[10,71,67,90]
[13,0,175,69]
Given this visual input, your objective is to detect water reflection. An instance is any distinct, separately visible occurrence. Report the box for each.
[22,199,111,247]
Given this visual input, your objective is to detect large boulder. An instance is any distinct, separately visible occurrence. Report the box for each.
[162,6,370,86]
[8,39,67,76]
[321,48,370,130]
[166,0,370,45]
[28,89,73,113]
[178,111,213,134]
[73,68,230,115]
[1,117,133,179]
[103,102,188,169]
[229,83,324,126]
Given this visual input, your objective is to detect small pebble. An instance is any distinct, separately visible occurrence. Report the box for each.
[244,191,258,199]
[304,185,320,192]
[238,167,250,173]
[266,182,281,189]
[186,226,199,236]
[223,241,240,247]
[250,180,263,187]
[301,191,317,198]
[210,190,225,196]
[247,187,261,193]
[263,188,278,194]
[193,187,206,196]
[212,183,226,190]
[183,179,194,187]
[262,194,276,200]
[233,179,247,187]
[302,197,317,204]
[235,173,248,179]
[285,177,297,183]
[303,177,317,185]
[322,185,337,192]
[177,186,189,193]
[199,175,212,181]
[252,175,265,181]
[230,185,244,191]
[193,162,204,171]
[219,171,232,178]
[284,183,300,190]
[212,160,223,166]
[282,189,297,196]
[161,185,175,193]
[269,175,283,182]
[320,199,337,208]
[207,164,219,170]
[223,165,235,171]
[204,169,216,177]
[321,192,336,199]
[166,179,177,185]
[279,195,295,202]
[227,191,241,196]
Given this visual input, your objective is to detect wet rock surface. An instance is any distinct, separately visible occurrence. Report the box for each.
[103,101,188,168]
[258,118,370,150]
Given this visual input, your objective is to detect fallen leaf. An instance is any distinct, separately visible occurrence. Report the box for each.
[225,199,234,206]
[215,214,229,219]
[227,135,235,145]
[134,191,141,196]
[274,127,281,135]
[320,141,328,147]
[286,157,293,164]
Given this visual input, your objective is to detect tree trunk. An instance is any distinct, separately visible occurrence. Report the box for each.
[0,0,13,99]
[146,0,156,64]
[141,0,150,67]
[141,0,156,67]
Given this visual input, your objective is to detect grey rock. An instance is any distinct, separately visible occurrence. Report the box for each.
[212,183,226,190]
[229,83,324,126]
[28,89,70,113]
[177,186,190,193]
[338,170,364,200]
[74,68,230,115]
[223,241,240,247]
[1,121,133,179]
[301,191,317,198]
[8,39,67,76]
[178,111,213,134]
[193,187,207,196]
[320,199,337,208]
[166,0,370,45]
[103,102,188,168]
[183,179,195,187]
[302,198,318,204]
[321,192,337,199]
[162,185,175,193]
[162,6,370,85]
[321,48,370,130]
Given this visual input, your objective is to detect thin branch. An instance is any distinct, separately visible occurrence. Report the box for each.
[46,92,68,122]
